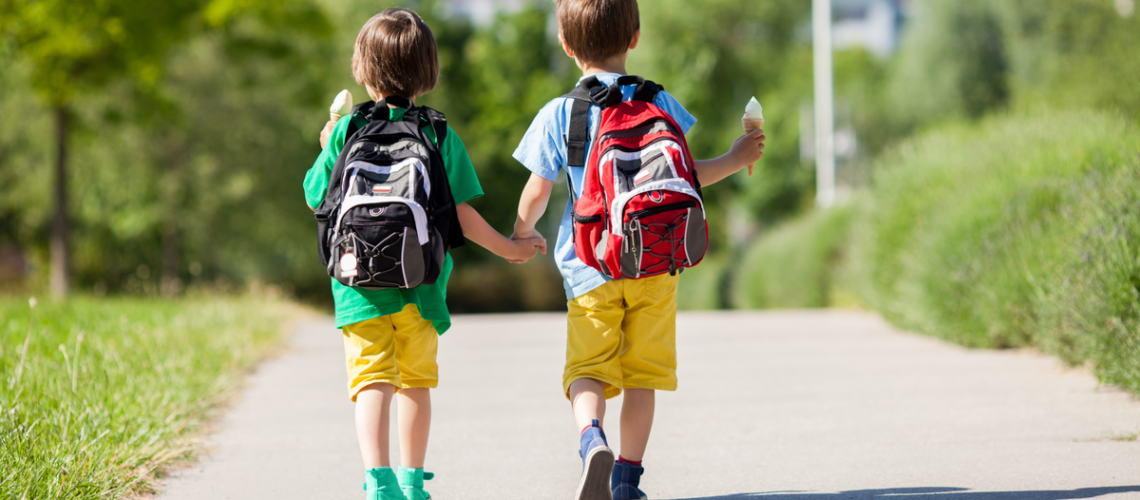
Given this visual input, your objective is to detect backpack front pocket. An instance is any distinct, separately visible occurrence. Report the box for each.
[331,198,430,289]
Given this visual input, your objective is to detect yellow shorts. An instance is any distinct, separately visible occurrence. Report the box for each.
[342,304,438,401]
[564,272,679,399]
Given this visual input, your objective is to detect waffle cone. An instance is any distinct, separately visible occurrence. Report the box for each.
[330,112,342,122]
[741,118,764,176]
[742,118,764,132]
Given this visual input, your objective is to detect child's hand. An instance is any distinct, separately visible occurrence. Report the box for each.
[729,129,766,171]
[319,120,337,149]
[506,233,547,264]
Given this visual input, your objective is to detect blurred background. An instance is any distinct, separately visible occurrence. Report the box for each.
[2,0,1138,315]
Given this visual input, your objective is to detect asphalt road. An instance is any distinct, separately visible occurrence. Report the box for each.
[156,311,1140,500]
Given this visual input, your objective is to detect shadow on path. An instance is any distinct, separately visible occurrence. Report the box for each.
[671,486,1140,500]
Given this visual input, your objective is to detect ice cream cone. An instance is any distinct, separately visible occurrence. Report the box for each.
[742,118,764,176]
[742,96,764,176]
[329,89,353,124]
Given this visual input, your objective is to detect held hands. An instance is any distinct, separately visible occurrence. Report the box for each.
[729,129,766,173]
[506,231,547,264]
[319,120,337,149]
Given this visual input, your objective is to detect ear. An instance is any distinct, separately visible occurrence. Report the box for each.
[558,31,575,58]
[628,30,640,50]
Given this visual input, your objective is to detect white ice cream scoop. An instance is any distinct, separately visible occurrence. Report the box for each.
[330,89,353,122]
[743,96,764,120]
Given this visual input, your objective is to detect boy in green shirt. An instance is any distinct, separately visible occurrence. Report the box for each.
[304,8,545,500]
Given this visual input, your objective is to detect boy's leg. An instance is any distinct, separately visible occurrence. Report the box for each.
[397,388,431,468]
[390,304,439,500]
[570,378,607,430]
[618,388,655,461]
[356,383,397,468]
[344,317,405,467]
[611,273,679,500]
[343,317,407,500]
[565,281,627,500]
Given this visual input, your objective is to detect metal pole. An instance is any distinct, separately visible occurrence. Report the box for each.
[813,0,836,208]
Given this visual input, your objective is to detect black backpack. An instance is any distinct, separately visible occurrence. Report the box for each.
[314,96,463,289]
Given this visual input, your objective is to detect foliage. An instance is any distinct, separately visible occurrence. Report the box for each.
[742,109,1140,392]
[0,0,336,300]
[885,0,1140,131]
[0,295,289,498]
[634,0,814,228]
[887,0,1010,128]
[676,255,726,311]
[1001,0,1140,117]
[733,205,853,310]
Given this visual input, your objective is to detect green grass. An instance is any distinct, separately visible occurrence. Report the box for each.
[738,108,1140,394]
[1,295,290,499]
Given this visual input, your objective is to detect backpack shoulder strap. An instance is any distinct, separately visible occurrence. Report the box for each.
[612,75,664,103]
[419,107,449,145]
[407,105,464,249]
[344,101,376,140]
[563,76,612,169]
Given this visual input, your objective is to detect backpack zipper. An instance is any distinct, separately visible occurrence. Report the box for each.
[626,200,697,220]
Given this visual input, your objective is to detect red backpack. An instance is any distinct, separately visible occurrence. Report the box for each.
[566,75,708,279]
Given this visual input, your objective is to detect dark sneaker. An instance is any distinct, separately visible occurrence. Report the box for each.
[577,419,615,500]
[611,461,647,500]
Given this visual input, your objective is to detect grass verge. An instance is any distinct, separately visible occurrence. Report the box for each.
[1,295,291,499]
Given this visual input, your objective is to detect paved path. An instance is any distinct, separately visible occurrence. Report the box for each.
[157,311,1140,500]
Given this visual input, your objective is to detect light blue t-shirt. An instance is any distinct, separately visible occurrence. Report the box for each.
[512,73,697,300]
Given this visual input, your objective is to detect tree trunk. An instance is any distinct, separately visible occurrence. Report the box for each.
[162,219,181,296]
[50,105,69,298]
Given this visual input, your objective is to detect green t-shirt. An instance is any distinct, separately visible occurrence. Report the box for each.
[303,106,483,333]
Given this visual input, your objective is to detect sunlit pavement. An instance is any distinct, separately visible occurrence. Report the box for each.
[156,311,1140,500]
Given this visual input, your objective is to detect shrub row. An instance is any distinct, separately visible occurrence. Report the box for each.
[736,109,1140,393]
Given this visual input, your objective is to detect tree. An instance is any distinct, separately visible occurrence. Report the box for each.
[0,0,328,297]
[887,0,1010,127]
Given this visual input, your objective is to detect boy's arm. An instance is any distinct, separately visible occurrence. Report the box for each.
[512,173,555,240]
[692,129,766,186]
[457,203,547,262]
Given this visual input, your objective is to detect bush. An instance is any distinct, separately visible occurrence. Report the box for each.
[847,108,1140,390]
[742,109,1140,393]
[677,255,727,311]
[733,206,853,309]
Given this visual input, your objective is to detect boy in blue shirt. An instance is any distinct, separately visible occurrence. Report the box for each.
[307,8,545,500]
[511,1,765,499]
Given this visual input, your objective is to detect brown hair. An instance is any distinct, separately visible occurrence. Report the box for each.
[352,8,439,99]
[556,0,640,64]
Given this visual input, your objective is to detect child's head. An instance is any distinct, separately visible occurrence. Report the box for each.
[555,0,640,67]
[352,8,439,101]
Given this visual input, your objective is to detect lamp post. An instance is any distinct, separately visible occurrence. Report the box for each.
[813,0,836,208]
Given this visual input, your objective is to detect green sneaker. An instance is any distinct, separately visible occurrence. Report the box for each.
[364,467,409,500]
[396,466,434,500]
